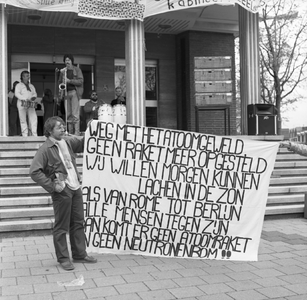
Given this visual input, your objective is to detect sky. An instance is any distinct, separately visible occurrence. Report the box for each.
[282,96,307,129]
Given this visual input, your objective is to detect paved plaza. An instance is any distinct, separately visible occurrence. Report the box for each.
[1,218,307,300]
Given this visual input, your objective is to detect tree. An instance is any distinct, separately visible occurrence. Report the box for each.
[259,0,307,134]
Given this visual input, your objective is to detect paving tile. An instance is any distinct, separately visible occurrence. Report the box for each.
[150,262,184,272]
[285,283,307,295]
[227,289,267,300]
[251,268,285,278]
[198,282,234,294]
[249,261,280,269]
[122,273,154,283]
[1,246,26,253]
[271,251,299,259]
[16,261,42,269]
[30,266,60,276]
[14,249,38,256]
[75,269,105,279]
[2,268,30,278]
[149,270,182,280]
[11,240,35,246]
[110,259,139,268]
[2,255,27,263]
[105,293,141,300]
[200,274,233,284]
[273,258,303,266]
[25,244,50,250]
[94,275,126,287]
[225,280,262,291]
[137,289,176,300]
[84,286,118,298]
[102,267,133,277]
[177,259,209,269]
[132,257,164,266]
[286,296,307,300]
[197,294,234,300]
[253,277,289,288]
[17,275,48,285]
[41,259,59,267]
[143,279,178,290]
[114,282,149,294]
[0,277,17,287]
[45,272,77,283]
[257,253,277,261]
[168,286,204,298]
[0,262,15,270]
[129,265,160,274]
[27,253,54,261]
[275,265,306,275]
[83,260,113,270]
[0,295,19,300]
[226,263,257,272]
[256,286,296,298]
[52,290,87,300]
[278,274,307,284]
[1,284,34,296]
[175,267,208,277]
[226,271,260,281]
[172,276,206,287]
[65,278,97,290]
[33,282,66,293]
[19,293,53,300]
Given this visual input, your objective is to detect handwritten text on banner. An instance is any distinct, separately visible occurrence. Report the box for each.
[82,121,279,261]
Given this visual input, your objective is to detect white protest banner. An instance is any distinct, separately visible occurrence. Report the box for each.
[78,0,146,21]
[82,121,279,261]
[144,0,265,18]
[0,0,268,18]
[0,0,78,12]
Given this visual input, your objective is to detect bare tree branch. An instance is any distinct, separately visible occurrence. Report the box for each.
[259,0,307,133]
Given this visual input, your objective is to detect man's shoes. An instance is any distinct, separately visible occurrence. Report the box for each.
[73,255,97,264]
[60,260,75,271]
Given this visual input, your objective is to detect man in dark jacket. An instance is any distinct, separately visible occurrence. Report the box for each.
[58,54,84,135]
[29,116,97,271]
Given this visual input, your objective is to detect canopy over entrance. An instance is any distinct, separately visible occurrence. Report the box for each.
[0,0,265,136]
[0,0,263,21]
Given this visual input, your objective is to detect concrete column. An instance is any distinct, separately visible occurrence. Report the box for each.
[125,19,146,126]
[0,4,8,136]
[239,7,260,135]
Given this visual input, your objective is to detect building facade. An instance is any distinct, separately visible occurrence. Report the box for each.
[0,3,261,136]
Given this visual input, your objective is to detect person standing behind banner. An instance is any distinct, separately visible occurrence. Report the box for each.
[280,141,307,156]
[8,81,21,136]
[42,88,55,124]
[15,70,38,137]
[83,90,105,126]
[111,86,126,106]
[58,54,83,136]
[29,116,97,271]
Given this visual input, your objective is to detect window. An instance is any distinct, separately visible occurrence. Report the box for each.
[114,59,158,127]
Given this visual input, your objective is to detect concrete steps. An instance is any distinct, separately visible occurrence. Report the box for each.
[0,137,306,234]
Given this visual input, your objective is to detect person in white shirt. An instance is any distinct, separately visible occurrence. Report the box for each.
[29,116,97,271]
[15,70,38,136]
